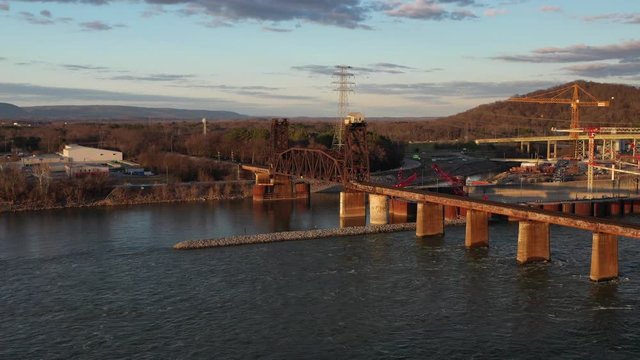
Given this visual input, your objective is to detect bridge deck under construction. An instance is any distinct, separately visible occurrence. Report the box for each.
[475,134,640,144]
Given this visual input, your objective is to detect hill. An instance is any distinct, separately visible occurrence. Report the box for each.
[0,103,29,119]
[0,104,247,121]
[428,80,640,140]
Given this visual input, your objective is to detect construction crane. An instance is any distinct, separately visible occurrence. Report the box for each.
[507,84,611,157]
[432,164,466,196]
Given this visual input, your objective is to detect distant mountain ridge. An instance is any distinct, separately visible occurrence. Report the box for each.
[0,104,248,120]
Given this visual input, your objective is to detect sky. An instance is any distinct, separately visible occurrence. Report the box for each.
[0,0,639,117]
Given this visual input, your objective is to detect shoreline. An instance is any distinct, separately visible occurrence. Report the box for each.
[0,194,250,214]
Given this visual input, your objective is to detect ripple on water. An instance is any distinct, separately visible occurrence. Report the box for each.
[3,202,640,358]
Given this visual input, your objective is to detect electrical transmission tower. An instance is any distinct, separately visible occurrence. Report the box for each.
[332,65,355,149]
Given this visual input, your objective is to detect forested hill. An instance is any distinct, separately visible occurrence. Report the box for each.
[0,104,247,121]
[427,81,640,140]
[0,103,29,119]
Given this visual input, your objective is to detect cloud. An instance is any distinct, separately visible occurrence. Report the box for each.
[292,63,420,76]
[0,82,237,108]
[40,9,52,17]
[358,80,560,99]
[492,39,640,63]
[176,83,315,101]
[80,21,123,31]
[382,0,477,21]
[7,0,486,29]
[142,5,166,17]
[19,11,55,25]
[438,0,476,5]
[110,74,195,82]
[584,13,640,25]
[540,6,561,13]
[203,0,371,29]
[484,8,507,17]
[63,64,111,71]
[262,26,292,33]
[0,57,6,61]
[125,0,372,29]
[563,61,640,78]
[0,2,9,11]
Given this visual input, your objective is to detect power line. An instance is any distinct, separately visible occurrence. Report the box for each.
[332,65,354,149]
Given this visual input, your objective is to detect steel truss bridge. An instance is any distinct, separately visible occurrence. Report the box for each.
[268,118,370,184]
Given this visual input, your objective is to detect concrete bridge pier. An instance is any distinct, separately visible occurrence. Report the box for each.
[416,202,444,237]
[517,221,550,264]
[590,232,618,281]
[390,198,409,224]
[369,194,389,225]
[339,191,366,227]
[465,209,489,248]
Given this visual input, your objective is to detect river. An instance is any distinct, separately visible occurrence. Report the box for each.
[2,194,640,359]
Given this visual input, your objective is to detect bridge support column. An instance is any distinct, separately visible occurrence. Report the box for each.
[547,141,558,160]
[339,192,366,228]
[390,198,409,224]
[369,194,388,225]
[517,221,550,264]
[465,210,489,248]
[590,233,618,281]
[416,203,443,237]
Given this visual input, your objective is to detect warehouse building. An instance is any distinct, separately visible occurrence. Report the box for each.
[62,144,123,163]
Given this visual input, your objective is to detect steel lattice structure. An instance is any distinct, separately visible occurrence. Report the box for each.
[270,119,369,184]
[273,148,344,182]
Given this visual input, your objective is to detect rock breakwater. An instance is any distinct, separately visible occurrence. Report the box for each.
[174,223,417,250]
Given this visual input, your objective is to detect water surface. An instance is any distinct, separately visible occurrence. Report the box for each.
[2,194,640,359]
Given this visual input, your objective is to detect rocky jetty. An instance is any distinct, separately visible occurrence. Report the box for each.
[174,223,417,250]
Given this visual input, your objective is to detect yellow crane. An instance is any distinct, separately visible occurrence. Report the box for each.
[507,83,611,142]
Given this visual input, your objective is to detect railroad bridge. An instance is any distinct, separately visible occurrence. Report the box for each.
[242,118,640,282]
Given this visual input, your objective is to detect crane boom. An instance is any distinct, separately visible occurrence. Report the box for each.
[507,83,610,139]
[432,164,466,196]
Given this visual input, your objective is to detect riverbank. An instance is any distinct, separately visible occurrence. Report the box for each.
[0,181,253,213]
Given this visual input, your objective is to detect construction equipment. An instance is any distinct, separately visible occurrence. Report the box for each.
[394,169,417,188]
[553,127,640,193]
[508,83,610,135]
[508,83,611,157]
[432,164,466,196]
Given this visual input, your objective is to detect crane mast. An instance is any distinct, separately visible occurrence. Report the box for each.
[507,83,610,157]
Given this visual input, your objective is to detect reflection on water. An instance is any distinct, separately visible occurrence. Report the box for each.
[2,195,640,358]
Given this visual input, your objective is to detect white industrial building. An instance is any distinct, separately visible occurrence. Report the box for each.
[62,144,123,163]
